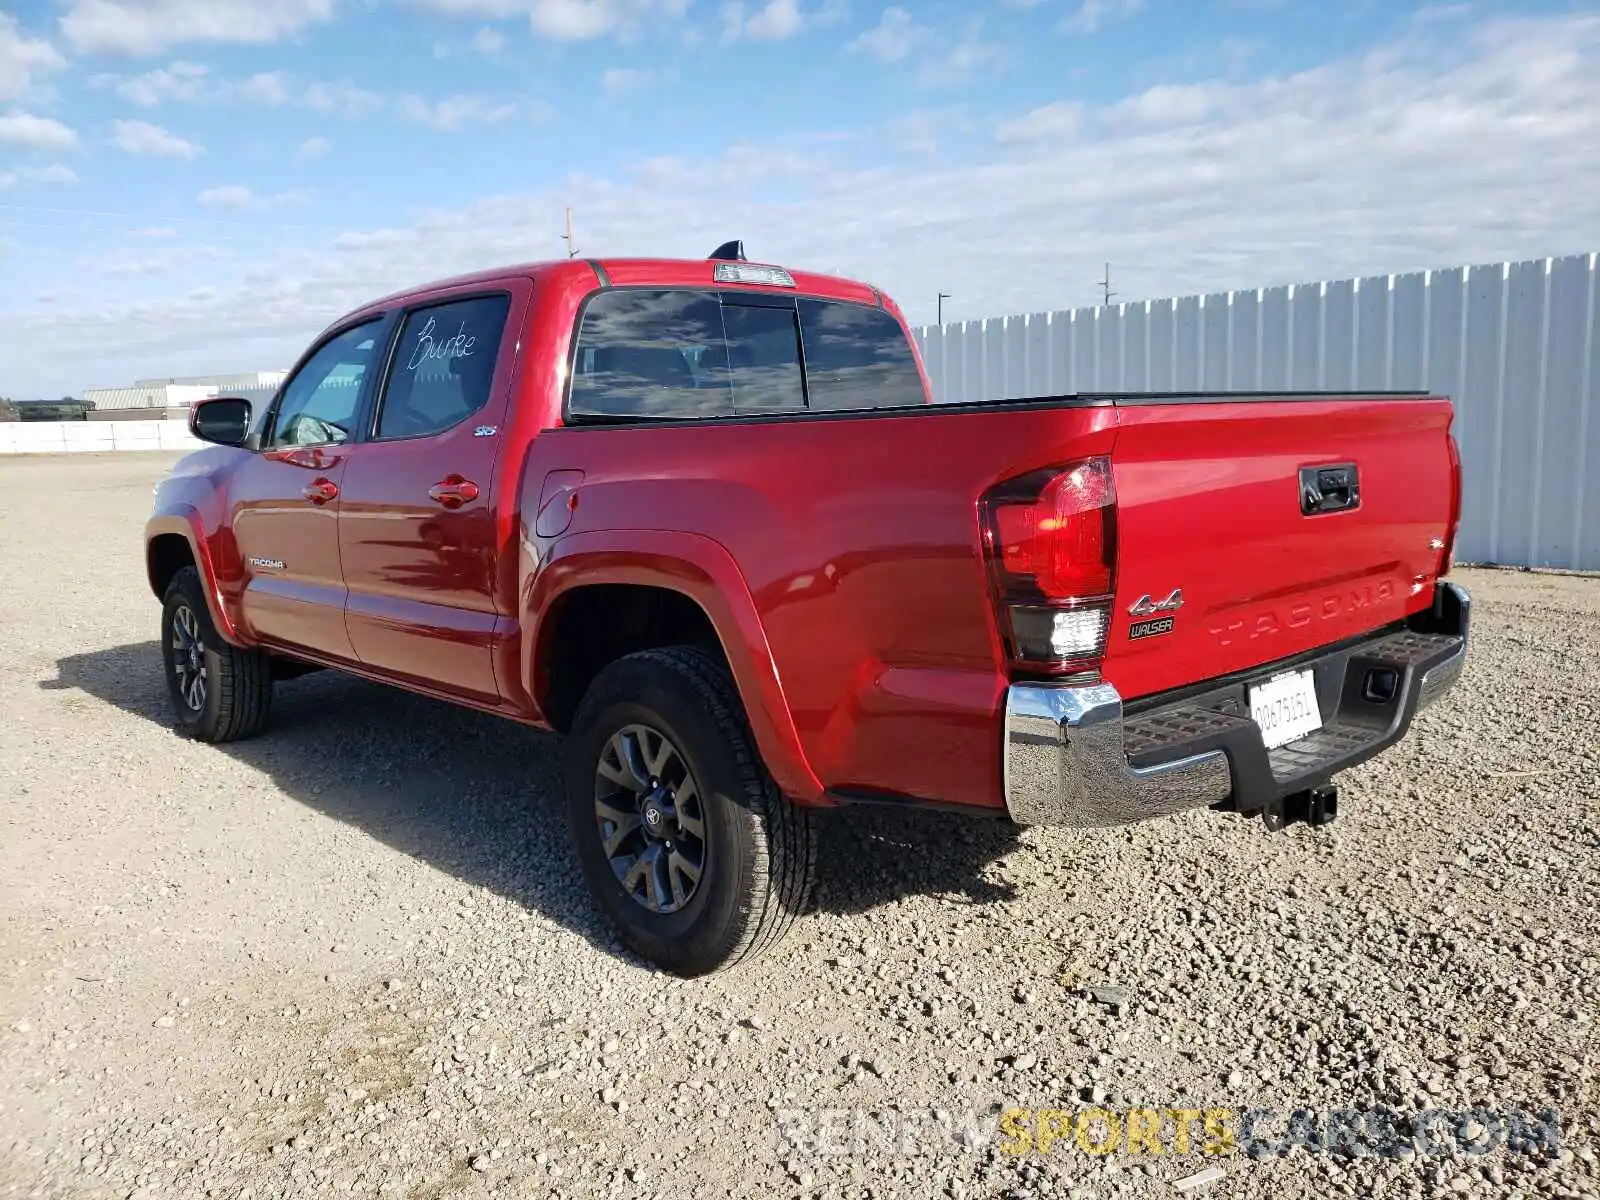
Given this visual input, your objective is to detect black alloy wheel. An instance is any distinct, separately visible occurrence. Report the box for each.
[594,723,708,914]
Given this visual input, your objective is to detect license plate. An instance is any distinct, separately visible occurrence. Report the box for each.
[1249,669,1323,750]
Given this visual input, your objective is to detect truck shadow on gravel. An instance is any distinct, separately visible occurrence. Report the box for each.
[44,643,1023,965]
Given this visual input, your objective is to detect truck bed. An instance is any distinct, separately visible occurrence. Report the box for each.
[528,387,1458,812]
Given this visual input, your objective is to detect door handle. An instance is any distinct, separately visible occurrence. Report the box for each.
[428,475,480,509]
[303,478,339,505]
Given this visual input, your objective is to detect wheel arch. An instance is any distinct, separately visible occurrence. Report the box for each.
[537,583,725,733]
[524,530,829,806]
[144,513,245,646]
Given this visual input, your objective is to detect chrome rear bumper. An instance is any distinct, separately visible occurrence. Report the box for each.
[1002,582,1470,828]
[1004,685,1232,826]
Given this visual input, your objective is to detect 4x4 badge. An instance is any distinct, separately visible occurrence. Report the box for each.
[1129,588,1184,617]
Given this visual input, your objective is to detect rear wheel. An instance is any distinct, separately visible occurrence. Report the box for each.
[160,566,273,743]
[563,646,814,976]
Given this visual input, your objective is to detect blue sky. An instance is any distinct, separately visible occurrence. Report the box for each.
[1,0,1598,397]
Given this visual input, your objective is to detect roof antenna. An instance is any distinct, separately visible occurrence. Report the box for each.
[562,206,579,258]
[708,240,746,262]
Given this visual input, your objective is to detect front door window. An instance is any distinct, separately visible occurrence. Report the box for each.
[267,321,382,448]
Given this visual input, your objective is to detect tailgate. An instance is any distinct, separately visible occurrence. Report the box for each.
[1105,396,1457,701]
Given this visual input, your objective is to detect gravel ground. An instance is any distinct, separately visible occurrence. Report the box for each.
[1,452,1597,1200]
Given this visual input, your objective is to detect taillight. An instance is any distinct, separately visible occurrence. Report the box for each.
[980,457,1117,676]
[1442,425,1462,574]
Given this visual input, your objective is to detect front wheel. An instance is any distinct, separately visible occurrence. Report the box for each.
[161,566,274,743]
[563,646,814,976]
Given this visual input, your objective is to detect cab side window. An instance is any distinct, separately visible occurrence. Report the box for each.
[267,321,381,448]
[376,294,512,440]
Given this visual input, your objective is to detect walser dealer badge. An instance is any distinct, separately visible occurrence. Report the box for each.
[1128,589,1182,640]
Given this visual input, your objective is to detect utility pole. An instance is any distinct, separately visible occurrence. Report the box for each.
[561,207,579,258]
[1097,262,1116,307]
[937,291,951,326]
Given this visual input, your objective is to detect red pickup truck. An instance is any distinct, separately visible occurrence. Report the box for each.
[146,245,1469,975]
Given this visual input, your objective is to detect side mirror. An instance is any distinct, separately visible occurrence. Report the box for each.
[190,397,253,447]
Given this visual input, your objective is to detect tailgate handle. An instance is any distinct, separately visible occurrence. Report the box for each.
[1300,463,1360,516]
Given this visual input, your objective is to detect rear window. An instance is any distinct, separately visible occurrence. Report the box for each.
[568,288,924,420]
[721,303,805,413]
[798,298,926,411]
[568,290,732,419]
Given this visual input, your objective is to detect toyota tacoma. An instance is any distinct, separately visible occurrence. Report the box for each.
[146,244,1469,975]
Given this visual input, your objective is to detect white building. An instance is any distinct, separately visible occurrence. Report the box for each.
[83,371,287,416]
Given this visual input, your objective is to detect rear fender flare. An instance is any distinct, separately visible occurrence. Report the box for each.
[523,528,829,806]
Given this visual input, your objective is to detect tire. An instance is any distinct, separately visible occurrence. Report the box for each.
[160,565,274,743]
[563,646,815,976]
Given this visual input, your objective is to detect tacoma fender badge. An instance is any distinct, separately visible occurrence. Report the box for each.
[473,425,498,438]
[1129,588,1184,617]
[247,556,285,570]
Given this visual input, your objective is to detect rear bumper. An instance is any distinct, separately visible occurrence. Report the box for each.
[1002,581,1471,827]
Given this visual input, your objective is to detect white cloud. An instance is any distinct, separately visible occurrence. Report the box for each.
[1110,82,1222,126]
[884,110,949,156]
[100,253,188,277]
[197,184,254,209]
[109,117,201,157]
[239,71,292,106]
[90,242,229,277]
[471,26,507,53]
[1061,0,1144,35]
[398,93,525,130]
[302,80,384,118]
[920,28,1003,86]
[0,163,78,189]
[6,10,1600,394]
[0,110,78,150]
[300,135,332,157]
[406,0,689,42]
[849,7,921,63]
[198,185,311,211]
[600,66,652,97]
[332,228,412,252]
[996,100,1082,143]
[116,60,209,105]
[88,66,383,116]
[27,163,79,184]
[723,0,804,42]
[0,15,66,102]
[59,0,335,56]
[848,10,1001,85]
[529,0,622,38]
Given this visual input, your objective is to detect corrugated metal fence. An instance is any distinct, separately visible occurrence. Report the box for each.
[913,253,1600,572]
